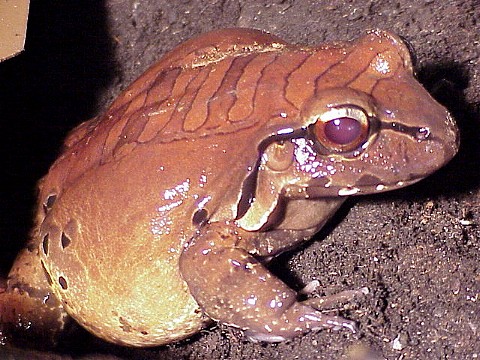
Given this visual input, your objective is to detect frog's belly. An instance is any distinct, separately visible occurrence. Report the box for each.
[58,238,204,347]
[39,154,207,346]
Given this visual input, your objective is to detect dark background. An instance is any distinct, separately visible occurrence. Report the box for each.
[1,1,478,359]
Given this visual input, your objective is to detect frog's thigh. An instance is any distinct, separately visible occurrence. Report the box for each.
[0,247,68,348]
[180,223,355,342]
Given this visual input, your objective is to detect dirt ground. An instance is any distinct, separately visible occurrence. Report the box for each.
[0,1,479,359]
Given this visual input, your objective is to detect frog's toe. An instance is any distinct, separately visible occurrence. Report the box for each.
[243,305,357,343]
[301,287,369,311]
[310,313,358,333]
[244,331,287,343]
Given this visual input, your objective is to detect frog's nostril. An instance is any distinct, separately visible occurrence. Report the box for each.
[415,127,431,141]
[192,208,208,226]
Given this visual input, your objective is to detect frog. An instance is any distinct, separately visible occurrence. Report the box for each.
[0,28,458,348]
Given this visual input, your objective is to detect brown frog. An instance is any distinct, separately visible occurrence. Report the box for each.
[0,28,458,347]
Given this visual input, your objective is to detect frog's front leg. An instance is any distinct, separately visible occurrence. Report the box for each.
[179,222,356,342]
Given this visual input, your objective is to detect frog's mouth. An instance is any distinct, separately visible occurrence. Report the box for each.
[283,175,425,199]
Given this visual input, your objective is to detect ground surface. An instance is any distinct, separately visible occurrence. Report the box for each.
[0,1,478,359]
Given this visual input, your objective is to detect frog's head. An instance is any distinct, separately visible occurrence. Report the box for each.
[276,30,459,199]
[236,30,458,231]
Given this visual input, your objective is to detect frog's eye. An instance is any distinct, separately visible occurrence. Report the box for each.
[313,106,370,153]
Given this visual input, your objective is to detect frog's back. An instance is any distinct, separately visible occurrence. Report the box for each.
[41,28,356,196]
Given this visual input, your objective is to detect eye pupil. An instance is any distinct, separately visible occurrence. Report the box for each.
[324,117,362,145]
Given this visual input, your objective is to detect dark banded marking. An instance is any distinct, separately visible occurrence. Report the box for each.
[220,53,280,128]
[228,52,279,121]
[203,55,257,129]
[181,65,218,132]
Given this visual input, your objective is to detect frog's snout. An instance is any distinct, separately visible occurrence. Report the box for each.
[420,109,459,175]
[441,112,460,162]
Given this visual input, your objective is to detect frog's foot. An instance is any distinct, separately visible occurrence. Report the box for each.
[0,248,69,348]
[244,287,365,342]
[0,286,68,348]
[244,305,357,343]
[300,282,369,311]
[180,223,361,343]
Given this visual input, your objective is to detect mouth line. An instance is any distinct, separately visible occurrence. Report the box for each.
[285,175,430,199]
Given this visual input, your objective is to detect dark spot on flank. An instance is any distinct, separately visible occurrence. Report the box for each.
[41,261,53,285]
[119,317,133,332]
[42,234,49,255]
[58,276,68,290]
[43,194,57,213]
[141,331,148,335]
[61,232,72,249]
[192,208,208,226]
[63,219,78,246]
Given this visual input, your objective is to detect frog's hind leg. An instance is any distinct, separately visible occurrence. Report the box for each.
[180,223,358,342]
[0,244,69,348]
